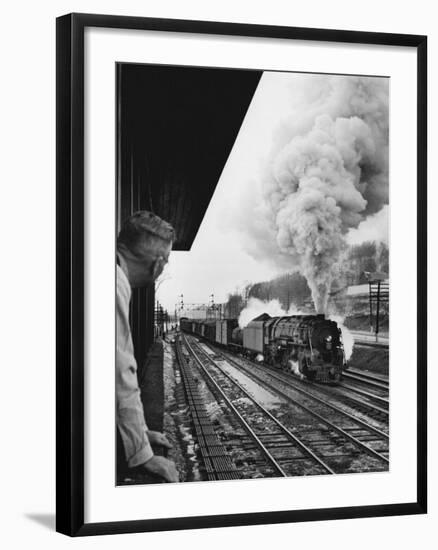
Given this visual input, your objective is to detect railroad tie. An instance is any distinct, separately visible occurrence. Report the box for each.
[175,336,241,481]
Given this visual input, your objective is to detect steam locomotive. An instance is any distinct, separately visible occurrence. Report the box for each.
[179,313,346,384]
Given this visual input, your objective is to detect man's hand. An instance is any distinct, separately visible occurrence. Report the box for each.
[143,456,179,483]
[147,430,173,450]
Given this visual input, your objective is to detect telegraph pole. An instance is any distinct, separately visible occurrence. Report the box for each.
[367,275,389,342]
[175,294,184,328]
[209,294,214,320]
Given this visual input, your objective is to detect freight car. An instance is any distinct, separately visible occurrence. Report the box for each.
[216,319,239,346]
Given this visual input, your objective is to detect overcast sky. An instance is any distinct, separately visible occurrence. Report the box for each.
[156,71,388,312]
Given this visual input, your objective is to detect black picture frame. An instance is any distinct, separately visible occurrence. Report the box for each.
[56,12,427,537]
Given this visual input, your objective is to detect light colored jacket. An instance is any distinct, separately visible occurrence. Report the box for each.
[116,264,153,467]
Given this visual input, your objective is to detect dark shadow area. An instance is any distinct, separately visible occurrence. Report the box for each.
[116,62,262,379]
[25,513,55,531]
[118,62,262,250]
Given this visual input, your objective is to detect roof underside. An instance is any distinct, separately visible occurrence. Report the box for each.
[118,63,262,250]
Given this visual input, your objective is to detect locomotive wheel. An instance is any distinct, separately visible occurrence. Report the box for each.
[300,356,315,381]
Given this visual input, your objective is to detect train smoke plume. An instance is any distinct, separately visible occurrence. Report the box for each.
[238,298,302,328]
[249,75,389,313]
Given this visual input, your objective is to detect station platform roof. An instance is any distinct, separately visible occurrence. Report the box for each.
[118,63,262,250]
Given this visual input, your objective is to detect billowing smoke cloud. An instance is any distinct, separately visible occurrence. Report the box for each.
[347,205,389,245]
[245,75,389,313]
[238,297,302,328]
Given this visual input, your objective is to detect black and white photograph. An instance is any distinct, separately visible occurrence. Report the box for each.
[0,0,432,545]
[115,64,390,485]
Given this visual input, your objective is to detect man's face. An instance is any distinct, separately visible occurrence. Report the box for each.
[131,239,172,288]
[152,240,172,281]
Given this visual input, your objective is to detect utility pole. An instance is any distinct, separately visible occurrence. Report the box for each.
[208,294,223,320]
[154,301,167,338]
[210,294,216,320]
[368,276,389,341]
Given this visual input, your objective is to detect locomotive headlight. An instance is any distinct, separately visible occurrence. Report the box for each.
[325,335,333,350]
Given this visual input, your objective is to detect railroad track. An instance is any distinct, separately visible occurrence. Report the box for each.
[187,336,389,475]
[222,347,389,439]
[329,386,389,419]
[339,382,388,405]
[246,349,389,420]
[344,368,389,388]
[183,334,335,477]
[350,332,389,349]
[228,348,389,420]
[202,340,389,447]
[217,341,389,420]
[353,341,388,349]
[175,336,241,481]
[337,369,389,411]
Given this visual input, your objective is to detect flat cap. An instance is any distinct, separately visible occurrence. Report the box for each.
[127,210,175,241]
[118,211,176,252]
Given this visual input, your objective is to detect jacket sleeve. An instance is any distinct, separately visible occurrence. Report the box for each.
[116,273,153,467]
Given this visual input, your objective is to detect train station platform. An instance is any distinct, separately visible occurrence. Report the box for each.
[117,340,166,485]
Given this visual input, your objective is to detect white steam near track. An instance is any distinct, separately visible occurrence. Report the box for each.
[329,315,354,360]
[238,297,303,329]
[244,74,389,313]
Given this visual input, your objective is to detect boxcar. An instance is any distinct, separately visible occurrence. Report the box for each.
[203,319,217,342]
[220,319,238,345]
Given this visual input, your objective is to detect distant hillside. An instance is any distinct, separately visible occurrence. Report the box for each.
[223,241,389,328]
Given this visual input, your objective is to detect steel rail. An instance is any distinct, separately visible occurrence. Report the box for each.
[329,388,389,417]
[353,340,389,349]
[209,345,389,464]
[339,382,389,407]
[185,336,335,476]
[345,369,389,386]
[350,331,389,348]
[342,372,389,392]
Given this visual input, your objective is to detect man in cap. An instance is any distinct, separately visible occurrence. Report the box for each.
[117,210,178,482]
